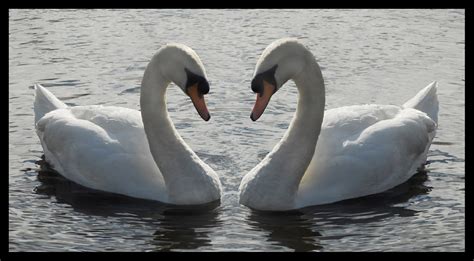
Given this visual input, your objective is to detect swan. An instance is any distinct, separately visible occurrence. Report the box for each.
[239,38,438,211]
[34,44,222,205]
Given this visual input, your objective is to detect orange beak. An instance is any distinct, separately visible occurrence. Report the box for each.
[250,80,275,121]
[187,84,211,121]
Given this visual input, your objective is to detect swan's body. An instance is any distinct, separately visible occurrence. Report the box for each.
[239,38,438,211]
[34,44,221,205]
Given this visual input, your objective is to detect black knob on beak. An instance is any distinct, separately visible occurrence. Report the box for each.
[198,80,209,95]
[251,78,263,94]
[251,64,278,96]
[185,68,209,96]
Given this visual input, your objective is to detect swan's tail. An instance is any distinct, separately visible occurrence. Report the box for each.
[402,81,439,124]
[34,84,67,123]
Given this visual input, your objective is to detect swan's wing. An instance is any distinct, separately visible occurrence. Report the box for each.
[322,104,401,137]
[68,105,150,154]
[297,105,436,206]
[307,105,401,162]
[36,106,168,202]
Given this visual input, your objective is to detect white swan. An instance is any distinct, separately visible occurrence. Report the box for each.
[239,38,438,211]
[34,44,222,205]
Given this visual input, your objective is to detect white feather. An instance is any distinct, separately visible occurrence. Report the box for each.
[239,38,438,211]
[34,45,221,205]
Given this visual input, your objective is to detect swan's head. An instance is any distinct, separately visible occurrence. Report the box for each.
[250,38,310,121]
[153,43,211,121]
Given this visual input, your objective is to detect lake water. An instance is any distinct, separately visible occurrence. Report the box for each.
[9,9,465,252]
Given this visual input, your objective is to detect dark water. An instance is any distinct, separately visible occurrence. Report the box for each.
[9,9,465,251]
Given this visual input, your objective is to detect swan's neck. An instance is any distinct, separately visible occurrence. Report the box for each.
[140,64,219,204]
[244,58,325,210]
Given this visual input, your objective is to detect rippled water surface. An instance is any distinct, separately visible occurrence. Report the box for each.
[9,9,465,251]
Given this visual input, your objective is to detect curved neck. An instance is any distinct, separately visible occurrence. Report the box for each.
[140,62,218,204]
[250,57,325,210]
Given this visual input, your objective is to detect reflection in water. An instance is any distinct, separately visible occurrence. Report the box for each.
[34,158,221,252]
[34,157,433,252]
[152,209,220,251]
[35,157,432,252]
[246,171,431,252]
[248,211,323,252]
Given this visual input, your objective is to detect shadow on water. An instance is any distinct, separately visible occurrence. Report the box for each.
[32,157,432,252]
[247,210,324,251]
[33,157,222,252]
[246,170,432,252]
[151,207,220,251]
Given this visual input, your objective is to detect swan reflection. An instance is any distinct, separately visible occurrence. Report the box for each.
[246,171,431,252]
[33,159,221,252]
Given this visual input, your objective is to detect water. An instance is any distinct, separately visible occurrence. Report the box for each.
[9,9,465,252]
